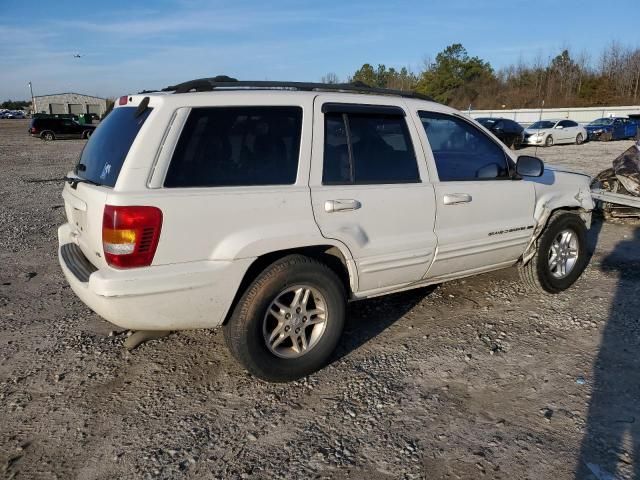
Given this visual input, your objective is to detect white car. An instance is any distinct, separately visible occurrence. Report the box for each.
[523,119,587,147]
[58,79,594,381]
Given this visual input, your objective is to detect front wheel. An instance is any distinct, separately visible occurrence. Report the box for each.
[575,133,584,145]
[519,212,588,293]
[223,255,346,382]
[545,135,554,147]
[42,131,55,141]
[83,130,92,139]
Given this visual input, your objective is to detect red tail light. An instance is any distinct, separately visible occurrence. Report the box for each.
[102,205,162,268]
[30,127,37,134]
[118,95,128,105]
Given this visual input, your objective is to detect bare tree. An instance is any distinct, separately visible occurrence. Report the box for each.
[321,72,340,84]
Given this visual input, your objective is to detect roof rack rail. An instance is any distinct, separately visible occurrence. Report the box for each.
[162,76,433,102]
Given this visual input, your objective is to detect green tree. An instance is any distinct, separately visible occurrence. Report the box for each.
[415,44,495,106]
[1,100,30,110]
[351,64,417,90]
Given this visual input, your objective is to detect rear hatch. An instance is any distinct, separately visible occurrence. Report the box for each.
[62,102,153,269]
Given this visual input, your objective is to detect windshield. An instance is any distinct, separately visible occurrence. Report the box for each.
[529,121,556,130]
[75,106,152,187]
[589,118,614,126]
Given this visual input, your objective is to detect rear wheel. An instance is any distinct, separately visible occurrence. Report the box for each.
[223,255,346,382]
[575,133,584,145]
[519,212,588,293]
[545,135,554,147]
[83,130,92,139]
[42,131,55,141]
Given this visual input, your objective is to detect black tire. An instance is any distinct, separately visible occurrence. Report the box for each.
[545,135,554,147]
[223,254,346,382]
[519,212,588,293]
[575,133,584,145]
[42,131,55,141]
[83,130,92,139]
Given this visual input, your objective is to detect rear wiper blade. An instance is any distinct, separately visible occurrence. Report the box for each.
[64,176,101,188]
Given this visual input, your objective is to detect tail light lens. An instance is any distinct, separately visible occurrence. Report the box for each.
[102,205,162,268]
[118,95,128,105]
[30,127,37,133]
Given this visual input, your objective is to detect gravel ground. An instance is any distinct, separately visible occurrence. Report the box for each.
[1,118,640,480]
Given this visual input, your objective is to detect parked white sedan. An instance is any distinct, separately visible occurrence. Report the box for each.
[523,119,587,147]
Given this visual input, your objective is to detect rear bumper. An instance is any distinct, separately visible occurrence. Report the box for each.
[58,223,253,331]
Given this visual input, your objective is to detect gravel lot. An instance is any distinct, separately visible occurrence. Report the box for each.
[1,118,640,480]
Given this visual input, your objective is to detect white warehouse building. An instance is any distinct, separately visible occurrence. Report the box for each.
[33,92,108,117]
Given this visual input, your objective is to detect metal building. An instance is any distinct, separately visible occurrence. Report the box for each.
[33,93,108,118]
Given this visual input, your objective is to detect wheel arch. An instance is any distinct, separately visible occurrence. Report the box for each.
[521,205,591,266]
[221,244,356,325]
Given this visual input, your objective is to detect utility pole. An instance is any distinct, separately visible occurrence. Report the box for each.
[28,82,36,114]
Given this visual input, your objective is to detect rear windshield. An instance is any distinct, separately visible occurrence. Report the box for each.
[76,106,152,187]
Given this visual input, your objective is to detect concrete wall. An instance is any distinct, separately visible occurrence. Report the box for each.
[467,105,640,126]
[33,93,108,117]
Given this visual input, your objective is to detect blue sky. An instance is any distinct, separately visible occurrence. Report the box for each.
[1,0,638,100]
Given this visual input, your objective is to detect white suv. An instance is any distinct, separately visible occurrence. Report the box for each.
[58,79,594,381]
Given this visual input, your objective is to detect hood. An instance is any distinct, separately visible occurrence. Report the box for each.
[586,124,612,131]
[544,164,591,179]
[525,128,550,134]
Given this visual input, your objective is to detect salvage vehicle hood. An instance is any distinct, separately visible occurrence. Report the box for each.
[543,164,592,180]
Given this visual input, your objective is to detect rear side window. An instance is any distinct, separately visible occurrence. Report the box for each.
[165,106,302,188]
[323,112,419,185]
[419,111,509,181]
[76,107,152,187]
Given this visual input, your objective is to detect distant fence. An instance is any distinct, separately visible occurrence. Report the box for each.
[467,105,640,126]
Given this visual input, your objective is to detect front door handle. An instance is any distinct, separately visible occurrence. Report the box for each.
[443,193,472,205]
[324,199,362,213]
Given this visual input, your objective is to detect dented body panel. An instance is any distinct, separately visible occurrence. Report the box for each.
[520,166,594,265]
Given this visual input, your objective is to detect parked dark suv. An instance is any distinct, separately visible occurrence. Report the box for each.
[476,117,524,149]
[29,118,96,141]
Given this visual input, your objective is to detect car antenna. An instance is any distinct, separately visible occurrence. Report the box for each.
[534,98,545,158]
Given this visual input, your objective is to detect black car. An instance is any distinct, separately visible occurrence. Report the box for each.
[29,117,96,141]
[476,117,524,149]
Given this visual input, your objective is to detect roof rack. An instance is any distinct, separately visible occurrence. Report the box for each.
[162,76,433,102]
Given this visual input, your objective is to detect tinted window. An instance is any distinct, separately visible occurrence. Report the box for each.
[165,107,302,188]
[503,119,523,132]
[76,107,152,187]
[566,120,578,127]
[476,118,496,127]
[323,112,419,184]
[419,112,509,181]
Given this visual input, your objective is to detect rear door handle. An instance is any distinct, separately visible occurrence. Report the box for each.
[324,199,362,213]
[443,193,472,205]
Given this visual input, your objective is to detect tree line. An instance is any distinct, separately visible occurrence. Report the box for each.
[0,100,30,110]
[324,42,640,110]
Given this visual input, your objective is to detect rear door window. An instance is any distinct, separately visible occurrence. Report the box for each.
[323,111,419,185]
[76,106,152,187]
[164,106,302,188]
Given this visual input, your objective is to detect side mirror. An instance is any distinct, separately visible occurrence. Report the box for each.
[516,155,544,177]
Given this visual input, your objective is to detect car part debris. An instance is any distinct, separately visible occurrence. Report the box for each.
[123,330,170,351]
[592,141,640,218]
